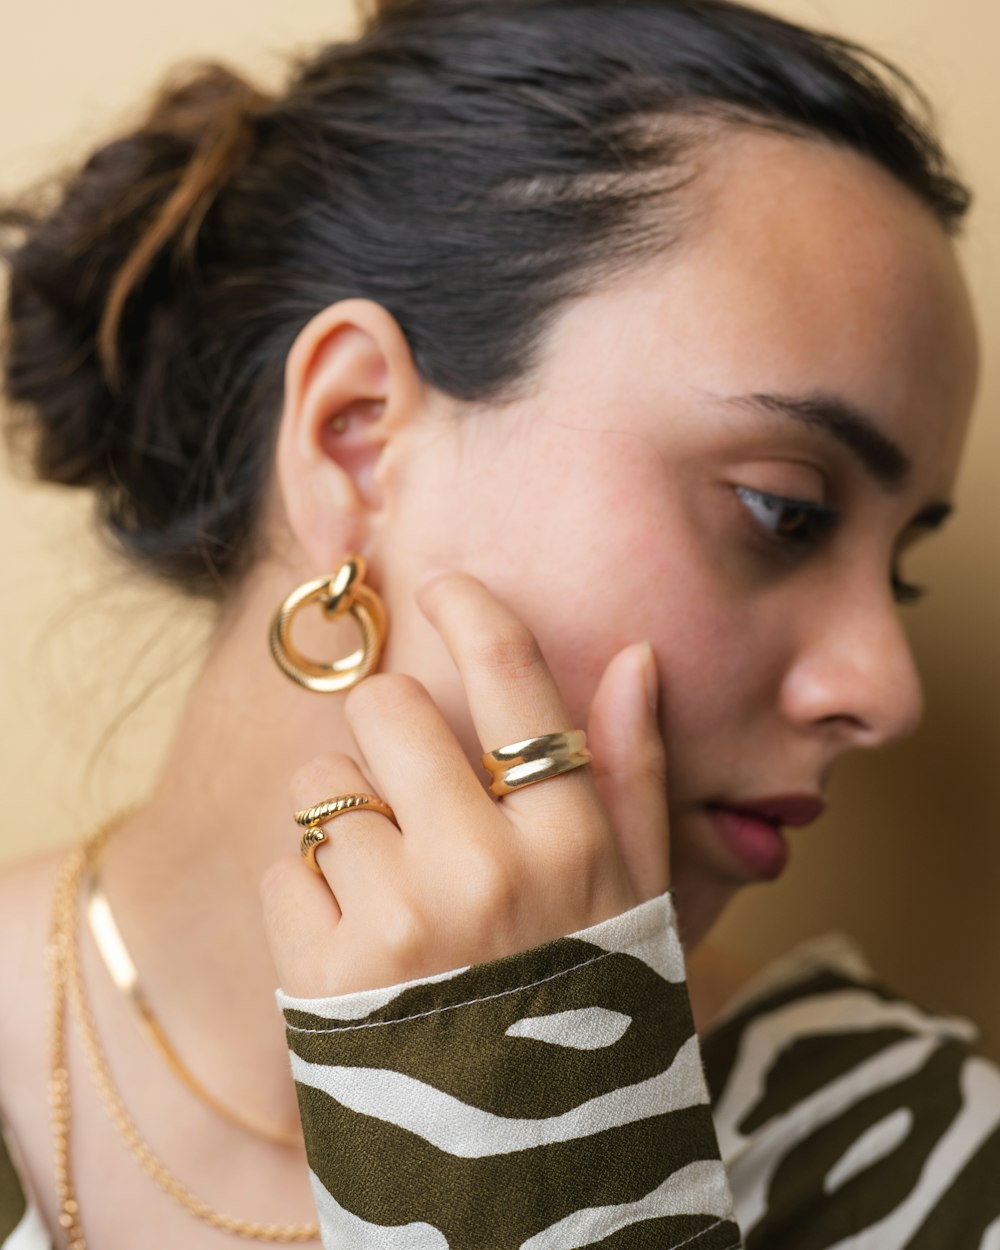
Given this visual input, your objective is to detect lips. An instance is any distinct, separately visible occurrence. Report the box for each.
[715,795,827,829]
[704,795,826,881]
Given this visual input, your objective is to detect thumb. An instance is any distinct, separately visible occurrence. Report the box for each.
[586,642,670,901]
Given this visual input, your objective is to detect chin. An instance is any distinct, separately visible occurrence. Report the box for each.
[669,867,744,951]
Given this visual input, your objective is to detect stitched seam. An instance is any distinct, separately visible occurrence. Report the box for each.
[669,1218,739,1250]
[284,949,622,1034]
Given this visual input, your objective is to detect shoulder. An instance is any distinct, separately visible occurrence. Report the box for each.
[0,849,62,1250]
[0,848,66,1111]
[0,845,65,1001]
[703,934,1000,1248]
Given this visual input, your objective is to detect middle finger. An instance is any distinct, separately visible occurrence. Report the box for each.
[416,571,604,829]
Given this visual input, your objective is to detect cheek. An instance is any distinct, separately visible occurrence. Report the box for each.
[524,484,794,800]
[378,427,786,782]
[493,459,770,752]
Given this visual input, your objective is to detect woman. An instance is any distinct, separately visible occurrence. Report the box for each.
[1,0,997,1246]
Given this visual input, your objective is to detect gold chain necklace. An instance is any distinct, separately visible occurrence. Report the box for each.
[48,812,321,1245]
[84,854,303,1148]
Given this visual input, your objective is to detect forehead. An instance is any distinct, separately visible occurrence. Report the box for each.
[541,130,979,493]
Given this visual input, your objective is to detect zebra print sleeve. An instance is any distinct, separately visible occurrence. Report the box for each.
[277,892,743,1249]
[0,1122,49,1250]
[702,935,1000,1250]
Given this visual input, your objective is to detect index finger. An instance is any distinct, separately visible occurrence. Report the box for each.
[416,571,602,825]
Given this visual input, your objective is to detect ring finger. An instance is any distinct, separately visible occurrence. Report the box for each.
[288,752,403,911]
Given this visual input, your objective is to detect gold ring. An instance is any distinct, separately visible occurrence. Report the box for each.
[293,793,399,875]
[481,730,592,798]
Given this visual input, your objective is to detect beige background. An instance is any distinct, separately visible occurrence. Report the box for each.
[2,1,998,1057]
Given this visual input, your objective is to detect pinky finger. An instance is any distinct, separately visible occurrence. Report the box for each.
[259,853,341,998]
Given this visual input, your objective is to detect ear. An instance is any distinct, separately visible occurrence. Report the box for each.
[274,299,423,572]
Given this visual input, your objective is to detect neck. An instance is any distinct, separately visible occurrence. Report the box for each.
[94,556,360,1141]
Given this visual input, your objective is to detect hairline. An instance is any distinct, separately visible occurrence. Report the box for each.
[459,108,961,415]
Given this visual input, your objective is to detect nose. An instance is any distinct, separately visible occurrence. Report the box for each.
[779,580,925,751]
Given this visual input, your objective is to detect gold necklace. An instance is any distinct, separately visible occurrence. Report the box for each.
[84,857,302,1148]
[48,812,321,1245]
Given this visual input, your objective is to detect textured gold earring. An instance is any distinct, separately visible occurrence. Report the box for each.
[269,554,387,693]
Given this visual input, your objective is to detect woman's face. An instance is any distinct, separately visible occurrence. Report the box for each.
[372,132,979,946]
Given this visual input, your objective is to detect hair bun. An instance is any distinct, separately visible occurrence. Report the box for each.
[1,64,275,600]
[1,62,269,493]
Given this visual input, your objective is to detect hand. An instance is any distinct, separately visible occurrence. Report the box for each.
[260,571,669,998]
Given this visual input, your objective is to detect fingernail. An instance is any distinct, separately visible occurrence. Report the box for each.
[416,566,455,590]
[640,642,659,713]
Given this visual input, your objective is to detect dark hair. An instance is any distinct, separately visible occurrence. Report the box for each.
[0,0,971,601]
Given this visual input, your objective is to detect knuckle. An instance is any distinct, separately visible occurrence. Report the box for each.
[378,899,430,957]
[570,819,611,861]
[471,624,544,683]
[345,671,427,720]
[637,737,669,788]
[289,752,355,804]
[540,822,609,878]
[591,739,667,789]
[458,844,518,912]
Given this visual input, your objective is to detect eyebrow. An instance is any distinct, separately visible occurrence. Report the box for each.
[729,390,912,491]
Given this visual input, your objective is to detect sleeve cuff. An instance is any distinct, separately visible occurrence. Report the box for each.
[278,894,741,1249]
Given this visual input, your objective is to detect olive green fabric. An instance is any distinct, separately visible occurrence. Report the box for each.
[904,1122,1000,1248]
[6,913,1000,1247]
[282,921,1000,1248]
[0,1128,27,1243]
[701,967,901,1101]
[285,942,698,1116]
[701,937,1000,1250]
[280,893,741,1247]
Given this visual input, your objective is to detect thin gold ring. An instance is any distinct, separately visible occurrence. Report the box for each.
[294,793,399,875]
[481,729,592,797]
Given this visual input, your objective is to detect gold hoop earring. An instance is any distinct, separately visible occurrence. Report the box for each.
[269,555,387,693]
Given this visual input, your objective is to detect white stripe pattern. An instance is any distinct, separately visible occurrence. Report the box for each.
[289,1032,710,1156]
[520,1162,738,1250]
[721,1033,943,1232]
[711,933,1000,1248]
[822,1057,1000,1250]
[308,1168,450,1250]
[505,1006,633,1049]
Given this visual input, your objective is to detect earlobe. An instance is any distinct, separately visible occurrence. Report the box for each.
[274,299,422,572]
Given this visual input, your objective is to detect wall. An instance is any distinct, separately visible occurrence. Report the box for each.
[2,0,998,1057]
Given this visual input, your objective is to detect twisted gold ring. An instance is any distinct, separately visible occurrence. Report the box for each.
[481,730,592,798]
[293,793,399,875]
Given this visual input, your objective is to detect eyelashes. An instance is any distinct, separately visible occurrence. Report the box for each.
[734,486,839,546]
[734,486,926,604]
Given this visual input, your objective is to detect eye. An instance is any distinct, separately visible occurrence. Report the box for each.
[735,486,839,548]
[736,487,929,604]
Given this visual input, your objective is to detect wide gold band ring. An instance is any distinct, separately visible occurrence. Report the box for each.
[293,793,399,875]
[481,730,592,798]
